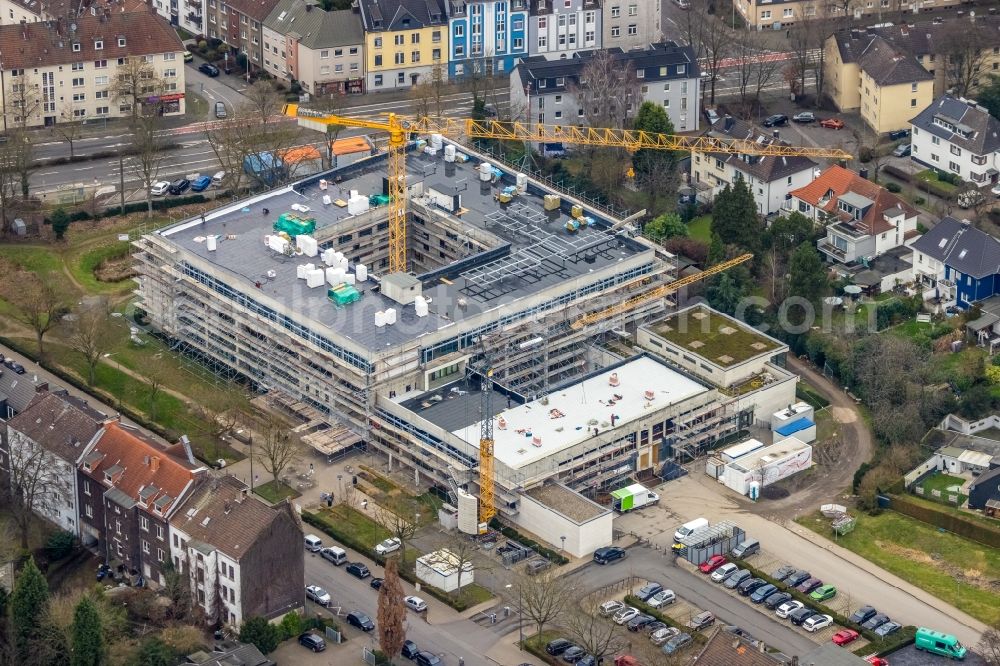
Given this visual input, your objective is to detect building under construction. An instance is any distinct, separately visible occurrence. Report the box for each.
[133,138,746,547]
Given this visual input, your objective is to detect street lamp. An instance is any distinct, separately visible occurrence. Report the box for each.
[506,583,523,651]
[560,535,566,553]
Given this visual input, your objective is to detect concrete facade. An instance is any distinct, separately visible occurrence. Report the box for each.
[527,0,600,60]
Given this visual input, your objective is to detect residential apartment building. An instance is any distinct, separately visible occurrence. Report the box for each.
[787,165,919,266]
[1,0,147,26]
[149,0,205,36]
[0,372,47,422]
[527,0,600,60]
[909,95,1000,188]
[510,42,700,133]
[206,0,280,74]
[358,0,448,90]
[911,216,1000,309]
[732,0,965,31]
[447,0,529,79]
[601,0,660,52]
[825,32,933,134]
[170,475,303,626]
[78,423,205,587]
[1,387,108,536]
[262,0,365,95]
[691,116,817,215]
[0,10,186,128]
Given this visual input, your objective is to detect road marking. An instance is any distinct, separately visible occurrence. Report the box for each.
[73,166,94,171]
[37,171,58,176]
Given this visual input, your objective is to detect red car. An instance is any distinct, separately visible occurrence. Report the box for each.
[866,658,888,666]
[699,555,727,573]
[820,118,845,129]
[832,629,859,646]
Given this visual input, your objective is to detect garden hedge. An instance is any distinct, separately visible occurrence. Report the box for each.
[888,494,1000,548]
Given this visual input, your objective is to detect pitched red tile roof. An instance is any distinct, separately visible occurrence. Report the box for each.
[0,10,182,70]
[86,422,204,514]
[789,165,917,235]
[226,0,282,23]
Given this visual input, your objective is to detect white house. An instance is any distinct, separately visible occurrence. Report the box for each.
[909,95,1000,189]
[691,116,818,215]
[527,0,601,60]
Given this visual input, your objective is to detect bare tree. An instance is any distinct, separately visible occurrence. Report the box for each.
[732,28,758,116]
[241,80,284,126]
[54,110,87,159]
[854,126,888,183]
[372,505,418,564]
[977,622,1000,665]
[563,597,625,662]
[125,110,166,218]
[569,49,638,130]
[427,534,480,600]
[940,23,991,97]
[427,63,447,117]
[697,8,731,106]
[110,57,164,122]
[253,414,299,484]
[205,112,255,194]
[64,298,117,385]
[376,557,408,661]
[409,81,433,118]
[515,571,571,640]
[145,364,168,421]
[0,269,65,356]
[309,94,347,170]
[3,430,75,549]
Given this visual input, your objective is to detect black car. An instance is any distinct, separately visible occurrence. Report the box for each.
[862,613,890,631]
[298,632,326,652]
[849,605,878,625]
[414,652,441,666]
[645,621,668,636]
[789,606,818,626]
[401,640,419,659]
[346,562,370,579]
[763,114,788,127]
[771,565,795,581]
[737,577,766,596]
[888,128,910,141]
[750,584,777,603]
[593,546,626,564]
[199,62,220,77]
[546,639,573,656]
[627,614,656,632]
[764,591,792,610]
[561,646,586,663]
[370,577,384,590]
[346,611,374,631]
[783,570,810,588]
[168,179,190,195]
[3,359,25,374]
[636,582,663,601]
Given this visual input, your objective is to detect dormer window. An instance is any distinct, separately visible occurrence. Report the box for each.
[117,37,125,47]
[94,40,103,50]
[72,42,81,52]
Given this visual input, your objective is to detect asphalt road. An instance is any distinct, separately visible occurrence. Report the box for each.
[563,547,819,658]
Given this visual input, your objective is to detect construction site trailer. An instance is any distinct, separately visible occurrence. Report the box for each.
[721,438,813,496]
[720,438,767,463]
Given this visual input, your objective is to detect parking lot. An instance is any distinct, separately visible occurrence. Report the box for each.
[883,644,988,666]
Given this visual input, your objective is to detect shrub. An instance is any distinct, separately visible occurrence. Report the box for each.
[488,518,569,565]
[278,611,303,640]
[890,494,1000,548]
[239,616,280,654]
[44,531,76,561]
[885,182,902,193]
[859,146,873,163]
[915,197,926,205]
[197,39,208,50]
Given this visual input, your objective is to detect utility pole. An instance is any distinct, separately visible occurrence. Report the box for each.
[118,151,125,214]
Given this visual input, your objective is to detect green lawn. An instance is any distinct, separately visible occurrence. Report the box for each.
[688,215,712,243]
[0,245,64,276]
[796,383,830,409]
[890,318,955,341]
[918,472,968,505]
[915,169,958,194]
[254,480,300,504]
[316,504,391,550]
[68,241,133,294]
[797,510,1000,625]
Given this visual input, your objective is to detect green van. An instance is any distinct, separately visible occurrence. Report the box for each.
[915,627,966,660]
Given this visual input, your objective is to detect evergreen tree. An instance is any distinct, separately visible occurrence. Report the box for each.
[11,558,49,664]
[631,101,679,208]
[766,212,815,257]
[239,616,280,655]
[49,208,70,241]
[977,75,1000,120]
[643,212,687,242]
[70,596,105,666]
[710,178,762,252]
[708,232,726,264]
[788,242,829,303]
[706,273,743,315]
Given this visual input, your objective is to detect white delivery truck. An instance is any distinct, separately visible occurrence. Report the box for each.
[674,517,709,543]
[610,483,660,513]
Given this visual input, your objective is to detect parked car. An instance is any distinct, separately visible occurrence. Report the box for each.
[191,175,212,192]
[320,547,347,565]
[699,555,727,573]
[820,118,846,129]
[375,538,402,556]
[370,578,384,590]
[712,563,739,583]
[599,600,625,617]
[215,101,227,119]
[689,611,715,631]
[401,640,420,659]
[648,589,676,608]
[750,584,778,604]
[346,611,374,631]
[705,108,720,125]
[151,180,171,196]
[784,570,810,588]
[662,633,693,655]
[991,182,1000,198]
[346,562,370,579]
[892,142,911,157]
[809,584,837,602]
[862,613,890,631]
[796,577,823,594]
[874,621,901,638]
[576,656,596,666]
[546,639,573,655]
[737,577,767,596]
[650,627,680,646]
[849,606,878,625]
[789,607,819,626]
[561,646,586,663]
[4,359,25,374]
[404,596,427,612]
[199,62,220,76]
[212,170,226,186]
[764,592,792,610]
[613,607,640,625]
[183,51,194,62]
[645,621,668,636]
[867,658,889,666]
[888,128,910,141]
[636,582,663,601]
[593,546,627,564]
[627,615,656,632]
[168,179,190,195]
[771,565,796,581]
[832,629,860,646]
[298,632,326,652]
[414,652,441,666]
[793,112,816,123]
[803,614,834,632]
[724,569,752,589]
[305,585,331,606]
[763,114,789,127]
[776,600,804,619]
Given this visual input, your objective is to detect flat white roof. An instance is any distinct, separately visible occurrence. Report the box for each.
[452,356,709,470]
[721,438,767,460]
[729,438,810,473]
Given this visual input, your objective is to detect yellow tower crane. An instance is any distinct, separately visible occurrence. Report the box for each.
[282,104,851,525]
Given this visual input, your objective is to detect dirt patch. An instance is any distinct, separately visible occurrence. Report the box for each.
[94,254,136,282]
[829,406,857,423]
[875,540,999,592]
[874,540,937,566]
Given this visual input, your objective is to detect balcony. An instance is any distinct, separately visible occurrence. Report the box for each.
[818,240,848,260]
[187,13,203,26]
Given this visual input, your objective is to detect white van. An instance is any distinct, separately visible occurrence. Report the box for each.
[304,534,323,552]
[320,546,348,565]
[674,517,709,543]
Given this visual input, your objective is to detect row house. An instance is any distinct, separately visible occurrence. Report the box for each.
[359,0,448,90]
[527,0,600,61]
[911,216,1000,309]
[1,387,109,535]
[78,422,205,587]
[170,475,304,626]
[691,116,817,216]
[447,0,529,79]
[909,95,1000,189]
[262,0,365,95]
[2,0,147,26]
[206,0,280,73]
[732,0,966,31]
[601,0,659,53]
[0,9,186,128]
[0,370,47,422]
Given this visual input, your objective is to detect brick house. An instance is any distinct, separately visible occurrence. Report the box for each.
[207,0,281,75]
[170,475,304,626]
[77,423,205,587]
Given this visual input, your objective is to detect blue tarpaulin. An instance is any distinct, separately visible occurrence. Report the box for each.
[774,417,814,437]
